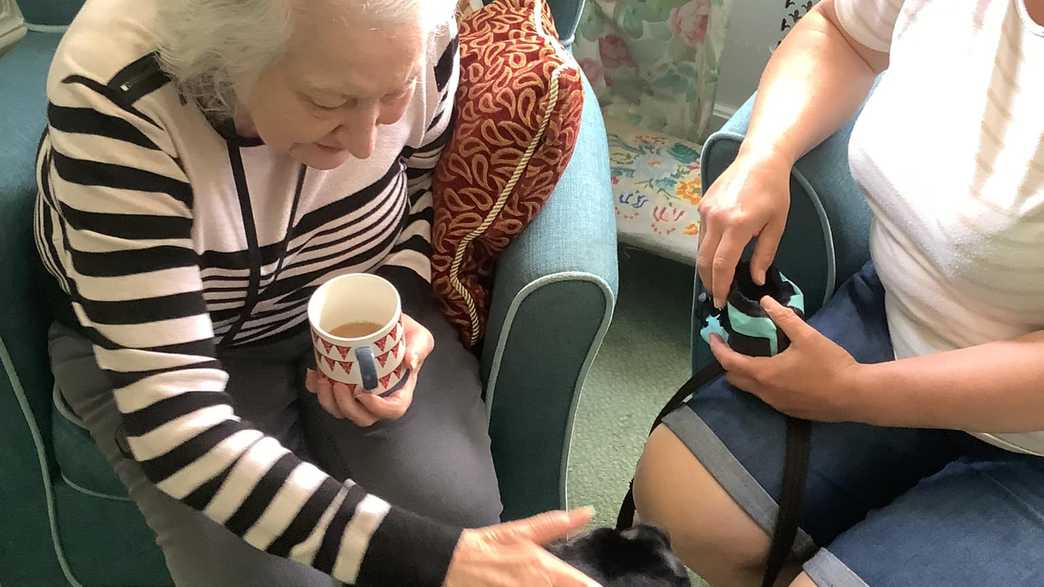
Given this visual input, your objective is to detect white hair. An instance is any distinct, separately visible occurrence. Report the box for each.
[155,0,456,118]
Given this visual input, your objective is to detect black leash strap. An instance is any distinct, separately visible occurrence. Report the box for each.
[762,415,810,587]
[616,361,811,587]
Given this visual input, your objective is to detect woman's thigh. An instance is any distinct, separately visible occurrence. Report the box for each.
[49,322,336,587]
[805,448,1044,586]
[300,266,502,528]
[640,263,964,556]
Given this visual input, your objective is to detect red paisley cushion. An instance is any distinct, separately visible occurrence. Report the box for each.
[433,0,585,347]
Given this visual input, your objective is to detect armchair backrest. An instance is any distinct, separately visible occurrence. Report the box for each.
[0,32,64,493]
[16,0,83,27]
[546,0,586,47]
[16,0,589,45]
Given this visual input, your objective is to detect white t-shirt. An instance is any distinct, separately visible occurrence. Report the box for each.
[836,0,1044,455]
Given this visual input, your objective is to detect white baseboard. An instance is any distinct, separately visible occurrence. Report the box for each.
[26,23,69,33]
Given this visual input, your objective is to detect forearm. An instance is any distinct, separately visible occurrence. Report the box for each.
[738,1,883,167]
[853,331,1044,432]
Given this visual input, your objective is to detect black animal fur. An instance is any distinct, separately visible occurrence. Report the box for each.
[547,525,691,586]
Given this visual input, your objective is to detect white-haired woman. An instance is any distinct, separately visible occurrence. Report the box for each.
[35,0,599,585]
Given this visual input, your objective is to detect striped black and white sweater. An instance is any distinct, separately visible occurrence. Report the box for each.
[34,0,462,584]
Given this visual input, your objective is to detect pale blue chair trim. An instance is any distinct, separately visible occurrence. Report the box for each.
[59,472,133,503]
[24,24,69,33]
[1,336,84,587]
[483,271,616,508]
[793,166,838,305]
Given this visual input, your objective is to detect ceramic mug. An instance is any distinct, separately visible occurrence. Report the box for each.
[307,273,409,396]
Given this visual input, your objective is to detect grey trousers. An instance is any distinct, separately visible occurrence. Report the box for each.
[49,267,502,586]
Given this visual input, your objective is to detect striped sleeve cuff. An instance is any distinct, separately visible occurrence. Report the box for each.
[356,507,462,587]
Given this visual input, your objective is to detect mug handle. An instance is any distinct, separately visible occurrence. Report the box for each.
[356,347,379,391]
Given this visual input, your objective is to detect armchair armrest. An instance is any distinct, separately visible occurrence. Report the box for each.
[481,74,618,521]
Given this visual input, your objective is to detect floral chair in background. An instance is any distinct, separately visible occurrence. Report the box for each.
[575,0,818,264]
[573,0,732,263]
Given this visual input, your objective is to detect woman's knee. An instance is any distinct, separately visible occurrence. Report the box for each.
[634,425,771,569]
[303,407,502,527]
[634,425,714,528]
[398,463,502,528]
[356,424,502,527]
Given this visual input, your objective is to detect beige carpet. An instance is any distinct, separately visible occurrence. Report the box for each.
[566,247,708,585]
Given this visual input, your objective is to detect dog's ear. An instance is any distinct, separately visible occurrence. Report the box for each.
[620,527,643,541]
[620,524,673,549]
[618,525,690,586]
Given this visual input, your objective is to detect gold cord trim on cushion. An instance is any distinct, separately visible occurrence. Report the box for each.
[448,63,566,346]
[433,0,585,347]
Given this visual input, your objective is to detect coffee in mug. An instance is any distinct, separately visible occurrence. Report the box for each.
[328,321,383,339]
[307,274,409,396]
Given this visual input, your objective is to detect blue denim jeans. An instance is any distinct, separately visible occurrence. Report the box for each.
[663,262,1044,586]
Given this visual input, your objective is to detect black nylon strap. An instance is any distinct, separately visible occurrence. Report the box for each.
[616,361,812,587]
[762,416,811,587]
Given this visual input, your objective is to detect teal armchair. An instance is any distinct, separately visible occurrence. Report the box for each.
[0,1,617,585]
[693,93,871,370]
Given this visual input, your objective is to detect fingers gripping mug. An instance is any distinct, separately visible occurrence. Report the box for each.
[307,273,410,396]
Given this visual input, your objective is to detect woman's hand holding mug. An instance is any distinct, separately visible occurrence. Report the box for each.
[306,313,433,426]
[305,273,434,426]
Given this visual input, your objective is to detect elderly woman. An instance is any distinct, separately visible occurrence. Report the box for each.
[35,0,598,585]
[635,0,1044,586]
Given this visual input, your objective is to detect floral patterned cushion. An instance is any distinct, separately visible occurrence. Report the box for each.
[609,118,702,263]
[433,0,585,347]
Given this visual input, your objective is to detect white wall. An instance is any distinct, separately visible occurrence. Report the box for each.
[711,0,783,130]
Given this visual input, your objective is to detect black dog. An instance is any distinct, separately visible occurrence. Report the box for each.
[547,524,691,586]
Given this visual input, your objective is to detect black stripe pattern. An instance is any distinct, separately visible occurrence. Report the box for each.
[34,20,462,587]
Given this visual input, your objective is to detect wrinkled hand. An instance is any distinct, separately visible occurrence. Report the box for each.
[697,154,792,308]
[305,313,434,426]
[444,508,602,587]
[710,296,863,422]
